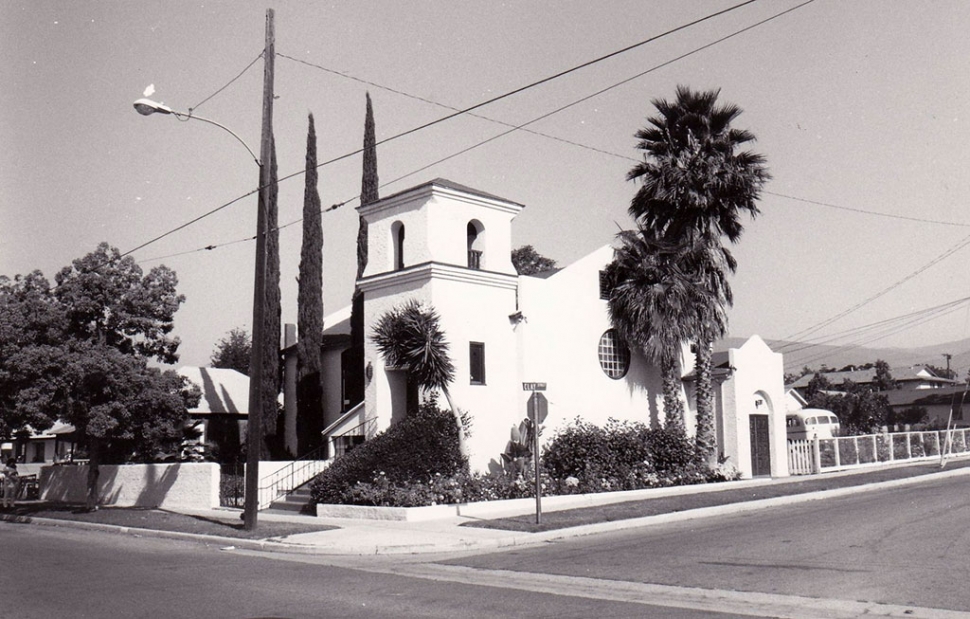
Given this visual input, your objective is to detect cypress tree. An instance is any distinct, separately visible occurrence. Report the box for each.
[262,136,282,459]
[298,114,325,455]
[347,93,379,410]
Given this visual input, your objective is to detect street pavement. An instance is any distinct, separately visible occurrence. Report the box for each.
[5,457,970,557]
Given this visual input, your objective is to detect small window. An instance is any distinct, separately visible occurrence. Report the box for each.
[598,270,613,300]
[467,221,484,270]
[470,342,485,385]
[391,221,405,271]
[598,329,630,379]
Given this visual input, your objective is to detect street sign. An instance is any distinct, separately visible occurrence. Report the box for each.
[522,382,547,391]
[528,392,548,425]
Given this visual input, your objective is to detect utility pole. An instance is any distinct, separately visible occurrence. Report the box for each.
[944,353,953,379]
[244,7,275,531]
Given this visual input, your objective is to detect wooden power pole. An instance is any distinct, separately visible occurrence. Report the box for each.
[244,7,275,531]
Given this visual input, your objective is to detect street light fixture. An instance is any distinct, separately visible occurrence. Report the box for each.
[131,98,260,166]
[132,8,274,531]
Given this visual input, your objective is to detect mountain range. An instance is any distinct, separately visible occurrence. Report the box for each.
[718,336,970,378]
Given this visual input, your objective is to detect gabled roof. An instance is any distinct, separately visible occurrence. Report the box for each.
[177,367,249,415]
[885,385,970,407]
[789,365,957,390]
[374,178,524,207]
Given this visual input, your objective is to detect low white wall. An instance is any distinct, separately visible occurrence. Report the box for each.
[40,463,220,510]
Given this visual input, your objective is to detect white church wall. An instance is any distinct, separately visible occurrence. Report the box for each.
[428,271,519,471]
[518,246,676,443]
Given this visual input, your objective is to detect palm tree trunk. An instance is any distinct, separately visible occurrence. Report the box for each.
[660,354,685,432]
[694,339,717,467]
[440,388,469,460]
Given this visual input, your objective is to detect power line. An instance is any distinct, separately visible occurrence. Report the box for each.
[767,190,970,228]
[188,51,264,113]
[141,1,813,264]
[124,1,765,261]
[781,231,970,343]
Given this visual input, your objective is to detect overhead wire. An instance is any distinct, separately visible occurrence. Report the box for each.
[780,231,970,345]
[766,190,970,228]
[188,51,264,114]
[124,0,767,262]
[140,0,814,264]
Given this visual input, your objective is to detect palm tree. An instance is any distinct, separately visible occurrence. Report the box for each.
[627,85,768,464]
[606,229,696,431]
[371,300,466,455]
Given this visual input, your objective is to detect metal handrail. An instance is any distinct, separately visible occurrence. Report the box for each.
[256,444,332,509]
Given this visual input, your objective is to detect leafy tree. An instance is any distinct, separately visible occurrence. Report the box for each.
[0,245,199,508]
[809,379,891,435]
[210,327,251,375]
[298,113,325,456]
[511,245,557,275]
[872,359,896,392]
[924,364,957,380]
[888,406,928,428]
[626,85,768,465]
[803,372,832,400]
[370,300,466,456]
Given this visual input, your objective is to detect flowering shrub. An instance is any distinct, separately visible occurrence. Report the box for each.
[314,416,740,508]
[309,397,466,505]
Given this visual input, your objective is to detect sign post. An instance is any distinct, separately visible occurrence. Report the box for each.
[524,382,547,525]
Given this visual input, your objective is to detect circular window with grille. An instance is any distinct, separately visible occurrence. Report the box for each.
[598,329,630,379]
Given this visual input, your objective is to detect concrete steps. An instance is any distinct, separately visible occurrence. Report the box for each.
[265,486,315,515]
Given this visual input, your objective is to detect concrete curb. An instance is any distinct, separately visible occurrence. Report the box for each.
[4,464,969,556]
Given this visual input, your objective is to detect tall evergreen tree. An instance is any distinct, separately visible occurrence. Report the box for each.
[298,113,325,456]
[259,137,282,459]
[358,92,379,277]
[347,92,379,412]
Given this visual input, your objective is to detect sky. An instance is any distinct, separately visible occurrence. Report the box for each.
[3,1,970,374]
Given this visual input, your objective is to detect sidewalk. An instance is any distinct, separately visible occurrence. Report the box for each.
[4,458,970,556]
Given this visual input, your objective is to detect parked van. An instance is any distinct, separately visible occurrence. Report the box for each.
[786,408,840,440]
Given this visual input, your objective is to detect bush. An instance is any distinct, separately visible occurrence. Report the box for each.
[310,397,466,505]
[542,418,703,493]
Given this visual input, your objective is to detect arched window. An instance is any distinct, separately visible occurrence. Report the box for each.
[391,221,405,271]
[467,220,485,269]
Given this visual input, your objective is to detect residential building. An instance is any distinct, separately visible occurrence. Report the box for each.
[284,178,790,478]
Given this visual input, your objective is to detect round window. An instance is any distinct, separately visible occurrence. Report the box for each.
[598,329,630,379]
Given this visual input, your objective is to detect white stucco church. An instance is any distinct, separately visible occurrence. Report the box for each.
[284,178,789,479]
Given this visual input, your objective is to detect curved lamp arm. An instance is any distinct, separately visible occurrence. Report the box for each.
[133,98,260,166]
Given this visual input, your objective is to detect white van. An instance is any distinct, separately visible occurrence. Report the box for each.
[786,408,840,440]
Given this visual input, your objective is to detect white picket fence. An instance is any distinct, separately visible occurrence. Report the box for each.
[788,428,970,475]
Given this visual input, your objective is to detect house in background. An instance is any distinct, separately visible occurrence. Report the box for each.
[284,178,789,478]
[788,365,958,392]
[177,366,249,462]
[1,420,78,475]
[885,385,970,429]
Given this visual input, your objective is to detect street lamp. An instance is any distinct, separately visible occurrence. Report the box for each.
[132,7,274,531]
[132,98,260,166]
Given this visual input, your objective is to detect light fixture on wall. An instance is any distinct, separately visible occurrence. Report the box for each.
[365,361,374,384]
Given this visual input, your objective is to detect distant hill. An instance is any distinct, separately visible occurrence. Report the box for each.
[716,336,970,377]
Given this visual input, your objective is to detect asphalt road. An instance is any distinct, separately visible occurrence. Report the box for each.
[448,471,970,615]
[0,524,734,619]
[4,471,970,618]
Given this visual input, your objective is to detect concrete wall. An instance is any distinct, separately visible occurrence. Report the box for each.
[40,462,220,509]
[719,335,789,478]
